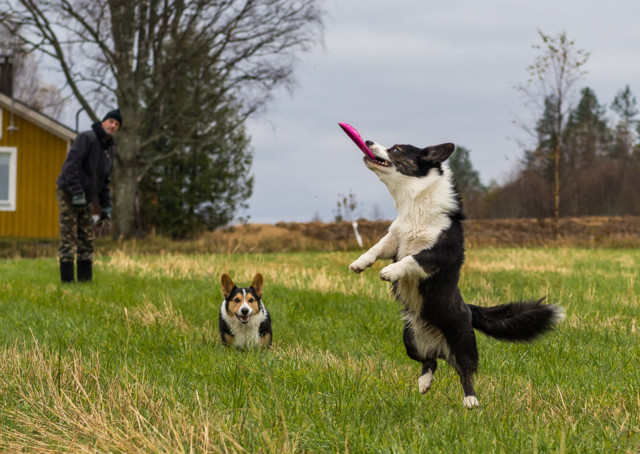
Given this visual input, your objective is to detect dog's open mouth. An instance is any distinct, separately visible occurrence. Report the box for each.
[365,155,392,167]
[235,313,251,324]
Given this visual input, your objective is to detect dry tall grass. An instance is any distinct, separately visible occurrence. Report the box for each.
[102,250,391,301]
[0,338,292,453]
[2,216,640,259]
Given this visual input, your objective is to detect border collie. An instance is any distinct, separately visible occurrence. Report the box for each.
[219,273,272,349]
[349,140,564,408]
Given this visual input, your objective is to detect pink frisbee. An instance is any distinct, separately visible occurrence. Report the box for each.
[339,122,375,160]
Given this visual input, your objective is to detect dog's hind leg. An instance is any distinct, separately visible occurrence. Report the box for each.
[457,366,479,409]
[447,331,480,408]
[403,321,439,395]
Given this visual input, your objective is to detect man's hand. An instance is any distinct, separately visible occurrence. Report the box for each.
[95,218,112,236]
[72,193,87,206]
[101,206,112,220]
[95,206,112,236]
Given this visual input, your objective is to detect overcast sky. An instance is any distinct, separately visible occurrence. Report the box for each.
[242,0,640,224]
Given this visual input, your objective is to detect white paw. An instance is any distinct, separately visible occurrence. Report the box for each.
[349,256,373,273]
[463,396,480,409]
[349,260,365,273]
[418,372,433,395]
[379,262,404,282]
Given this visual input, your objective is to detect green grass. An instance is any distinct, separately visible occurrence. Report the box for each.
[0,248,638,452]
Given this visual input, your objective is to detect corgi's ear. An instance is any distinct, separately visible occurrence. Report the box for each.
[221,274,235,298]
[251,273,263,297]
[421,143,455,163]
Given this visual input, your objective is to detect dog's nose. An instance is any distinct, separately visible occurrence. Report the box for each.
[240,307,250,315]
[365,140,373,146]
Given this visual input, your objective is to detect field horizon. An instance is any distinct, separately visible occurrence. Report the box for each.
[2,215,640,259]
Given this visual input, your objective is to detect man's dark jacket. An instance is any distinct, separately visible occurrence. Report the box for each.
[57,122,116,208]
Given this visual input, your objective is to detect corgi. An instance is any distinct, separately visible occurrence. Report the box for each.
[219,273,272,349]
[349,140,564,408]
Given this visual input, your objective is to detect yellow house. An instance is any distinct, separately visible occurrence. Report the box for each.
[0,92,76,238]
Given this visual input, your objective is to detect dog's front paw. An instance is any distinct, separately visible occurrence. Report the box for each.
[379,263,404,282]
[349,255,373,274]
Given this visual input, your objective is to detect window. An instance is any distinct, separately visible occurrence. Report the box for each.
[0,147,17,211]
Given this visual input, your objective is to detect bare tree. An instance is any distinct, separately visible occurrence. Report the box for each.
[515,30,589,232]
[3,0,323,238]
[333,190,361,223]
[0,23,66,118]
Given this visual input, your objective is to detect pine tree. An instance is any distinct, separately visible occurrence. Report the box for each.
[610,85,639,159]
[139,97,253,238]
[524,94,560,182]
[448,145,486,218]
[448,145,485,196]
[563,87,609,170]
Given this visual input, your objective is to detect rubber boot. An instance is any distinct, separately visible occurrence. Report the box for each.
[77,260,93,282]
[60,261,75,283]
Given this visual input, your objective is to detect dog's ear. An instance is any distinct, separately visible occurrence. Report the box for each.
[251,273,264,297]
[221,273,235,298]
[421,143,455,164]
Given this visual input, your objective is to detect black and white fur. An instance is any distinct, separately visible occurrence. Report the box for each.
[349,140,564,408]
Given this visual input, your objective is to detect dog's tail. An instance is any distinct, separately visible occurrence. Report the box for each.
[469,298,565,342]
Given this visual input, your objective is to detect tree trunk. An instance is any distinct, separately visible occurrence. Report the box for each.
[113,130,141,239]
[554,97,563,238]
[554,141,560,236]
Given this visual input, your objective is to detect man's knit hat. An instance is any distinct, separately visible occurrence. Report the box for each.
[102,109,122,126]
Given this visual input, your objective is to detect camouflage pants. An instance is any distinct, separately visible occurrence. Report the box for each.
[57,188,94,263]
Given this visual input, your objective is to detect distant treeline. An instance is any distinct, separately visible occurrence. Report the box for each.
[453,85,640,219]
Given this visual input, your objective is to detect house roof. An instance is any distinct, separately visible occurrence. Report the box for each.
[0,92,77,142]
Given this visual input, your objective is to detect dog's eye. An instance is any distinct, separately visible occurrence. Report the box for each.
[248,298,255,303]
[234,298,242,303]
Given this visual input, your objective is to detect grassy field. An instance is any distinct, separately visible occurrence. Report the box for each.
[0,248,638,452]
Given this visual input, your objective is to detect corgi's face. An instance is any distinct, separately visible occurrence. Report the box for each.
[221,273,264,324]
[363,141,455,179]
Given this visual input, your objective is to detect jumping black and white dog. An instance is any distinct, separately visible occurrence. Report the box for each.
[349,140,564,408]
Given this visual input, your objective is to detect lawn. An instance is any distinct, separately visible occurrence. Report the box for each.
[0,248,638,452]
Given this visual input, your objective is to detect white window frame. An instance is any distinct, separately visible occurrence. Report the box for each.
[0,146,17,211]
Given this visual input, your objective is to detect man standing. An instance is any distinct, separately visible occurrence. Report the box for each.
[56,109,122,283]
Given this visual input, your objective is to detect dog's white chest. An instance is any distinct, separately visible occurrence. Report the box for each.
[231,322,262,347]
[220,300,267,348]
[390,215,450,260]
[387,215,451,315]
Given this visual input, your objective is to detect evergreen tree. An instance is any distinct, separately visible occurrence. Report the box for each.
[448,145,485,196]
[563,87,609,170]
[610,85,639,159]
[139,97,253,238]
[447,145,486,218]
[136,33,256,238]
[524,94,559,182]
[636,121,640,160]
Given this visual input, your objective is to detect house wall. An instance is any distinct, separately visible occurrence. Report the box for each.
[0,107,71,238]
